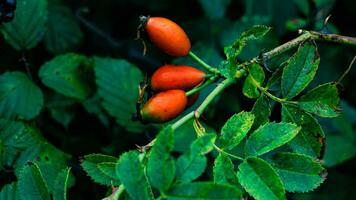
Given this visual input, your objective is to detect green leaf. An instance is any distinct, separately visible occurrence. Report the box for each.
[251,95,271,129]
[270,152,325,192]
[173,119,198,153]
[53,168,74,200]
[293,0,310,15]
[18,163,51,200]
[1,0,48,50]
[213,153,239,186]
[245,122,301,156]
[298,83,340,118]
[97,162,119,183]
[94,57,145,133]
[197,0,231,20]
[219,111,255,150]
[46,94,76,129]
[81,154,118,186]
[282,104,324,157]
[147,126,175,191]
[176,134,216,183]
[14,143,71,193]
[82,94,110,127]
[225,25,271,60]
[0,183,19,200]
[0,72,44,120]
[39,53,93,100]
[324,134,356,167]
[116,151,154,200]
[166,182,242,200]
[281,43,320,99]
[243,63,265,99]
[45,0,83,54]
[237,157,286,200]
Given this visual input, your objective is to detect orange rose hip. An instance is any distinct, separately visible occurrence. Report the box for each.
[151,65,205,91]
[141,89,187,122]
[141,16,191,56]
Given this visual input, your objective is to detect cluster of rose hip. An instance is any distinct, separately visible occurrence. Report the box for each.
[139,16,207,123]
[0,0,16,24]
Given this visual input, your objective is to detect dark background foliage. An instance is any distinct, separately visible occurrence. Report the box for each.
[0,0,355,199]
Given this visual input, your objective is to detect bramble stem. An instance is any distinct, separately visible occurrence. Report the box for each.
[188,51,220,74]
[185,76,218,96]
[172,112,195,130]
[194,78,235,119]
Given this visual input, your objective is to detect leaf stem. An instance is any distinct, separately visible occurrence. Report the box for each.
[185,76,218,96]
[188,51,220,74]
[213,144,244,161]
[194,78,235,119]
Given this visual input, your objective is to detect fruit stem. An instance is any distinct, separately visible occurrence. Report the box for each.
[188,51,220,74]
[194,78,235,119]
[185,76,218,96]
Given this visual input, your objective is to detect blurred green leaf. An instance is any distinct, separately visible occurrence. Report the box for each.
[245,122,301,156]
[46,94,76,129]
[270,152,325,192]
[237,157,286,200]
[18,163,51,200]
[81,154,119,186]
[97,162,119,182]
[219,111,254,150]
[292,0,310,16]
[213,153,240,186]
[0,71,44,120]
[116,151,154,200]
[166,182,242,199]
[0,183,19,200]
[176,134,216,183]
[45,0,83,54]
[1,0,48,50]
[147,126,175,191]
[243,63,265,99]
[298,83,340,118]
[282,104,324,157]
[94,57,145,133]
[39,53,93,100]
[286,18,308,31]
[53,167,74,200]
[282,43,320,100]
[251,95,271,129]
[197,0,231,20]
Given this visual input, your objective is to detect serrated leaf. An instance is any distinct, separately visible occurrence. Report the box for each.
[237,157,286,200]
[282,104,324,157]
[0,182,19,200]
[219,111,255,150]
[97,162,119,183]
[147,126,175,191]
[175,134,216,183]
[176,153,207,183]
[116,151,154,200]
[281,43,320,99]
[0,120,43,167]
[53,167,74,200]
[243,63,265,99]
[0,72,44,120]
[39,53,93,100]
[81,154,118,186]
[94,57,145,133]
[270,152,325,192]
[14,143,71,193]
[1,0,48,50]
[197,0,231,20]
[245,122,301,156]
[18,163,51,200]
[213,153,239,186]
[166,182,242,200]
[251,95,271,129]
[45,0,83,54]
[225,25,271,60]
[218,60,237,79]
[298,83,340,118]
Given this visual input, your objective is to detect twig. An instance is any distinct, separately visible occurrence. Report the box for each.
[336,55,356,85]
